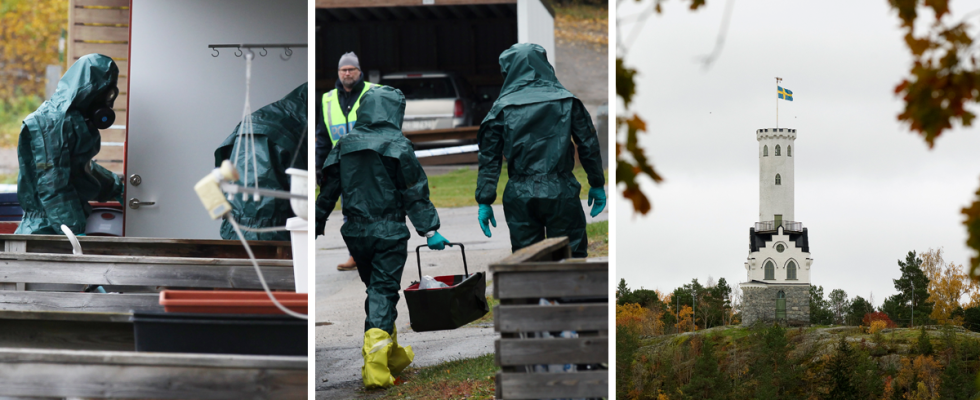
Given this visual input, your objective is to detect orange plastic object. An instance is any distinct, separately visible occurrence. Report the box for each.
[159,290,308,315]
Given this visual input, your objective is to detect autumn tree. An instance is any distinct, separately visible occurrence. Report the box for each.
[676,305,694,333]
[919,248,969,325]
[0,0,68,101]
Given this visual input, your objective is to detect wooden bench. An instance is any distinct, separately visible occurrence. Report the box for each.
[491,237,608,399]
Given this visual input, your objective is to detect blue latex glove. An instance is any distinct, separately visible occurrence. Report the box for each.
[427,232,452,250]
[478,204,496,238]
[588,187,606,217]
[76,233,86,236]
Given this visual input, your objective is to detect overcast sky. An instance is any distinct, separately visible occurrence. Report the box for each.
[615,0,980,307]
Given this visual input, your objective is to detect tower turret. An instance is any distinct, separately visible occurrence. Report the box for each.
[758,128,796,226]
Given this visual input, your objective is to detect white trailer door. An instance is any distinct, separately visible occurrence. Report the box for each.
[125,0,307,238]
[517,0,556,69]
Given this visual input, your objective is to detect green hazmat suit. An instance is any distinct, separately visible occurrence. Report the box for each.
[476,43,605,258]
[15,54,124,235]
[315,85,440,332]
[315,85,433,389]
[214,83,308,241]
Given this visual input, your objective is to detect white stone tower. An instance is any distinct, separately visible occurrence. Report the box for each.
[741,127,812,326]
[758,128,795,225]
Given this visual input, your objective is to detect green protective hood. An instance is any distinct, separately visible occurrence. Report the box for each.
[483,43,575,123]
[215,82,309,241]
[350,85,405,135]
[315,85,441,237]
[54,53,119,113]
[15,54,122,235]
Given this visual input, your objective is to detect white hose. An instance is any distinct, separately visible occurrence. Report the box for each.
[59,225,83,255]
[228,217,307,320]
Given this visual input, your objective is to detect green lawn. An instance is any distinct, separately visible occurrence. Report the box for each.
[427,165,607,209]
[586,220,608,257]
[369,353,496,399]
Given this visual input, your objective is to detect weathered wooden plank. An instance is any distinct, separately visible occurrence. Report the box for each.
[0,319,134,351]
[72,42,128,60]
[0,292,161,313]
[75,0,130,7]
[496,370,607,399]
[496,337,607,366]
[0,309,131,323]
[114,93,128,109]
[95,145,124,161]
[0,257,295,289]
[0,252,291,266]
[73,8,130,25]
[493,237,570,266]
[71,24,129,42]
[100,128,126,143]
[490,260,609,273]
[0,348,305,399]
[494,269,607,300]
[114,110,127,124]
[0,236,292,260]
[494,303,607,332]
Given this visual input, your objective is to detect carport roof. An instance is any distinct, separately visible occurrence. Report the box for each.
[316,0,553,20]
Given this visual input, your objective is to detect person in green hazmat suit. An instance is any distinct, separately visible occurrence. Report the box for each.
[314,85,451,389]
[15,53,125,235]
[476,43,606,258]
[214,83,308,241]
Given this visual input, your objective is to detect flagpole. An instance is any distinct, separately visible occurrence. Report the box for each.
[776,77,782,128]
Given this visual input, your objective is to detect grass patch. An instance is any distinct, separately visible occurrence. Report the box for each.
[553,3,607,20]
[427,165,608,209]
[586,220,608,257]
[371,353,496,399]
[0,174,15,185]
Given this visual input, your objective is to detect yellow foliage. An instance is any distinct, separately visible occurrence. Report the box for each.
[921,248,968,325]
[617,303,645,327]
[895,355,942,400]
[868,320,887,334]
[676,305,694,333]
[657,393,670,400]
[0,0,68,100]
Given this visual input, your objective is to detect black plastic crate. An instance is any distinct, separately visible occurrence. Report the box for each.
[403,243,489,332]
[132,312,306,356]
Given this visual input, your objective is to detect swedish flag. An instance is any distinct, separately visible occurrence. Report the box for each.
[778,86,793,101]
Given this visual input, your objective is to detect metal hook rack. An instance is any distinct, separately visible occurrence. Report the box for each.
[208,44,306,60]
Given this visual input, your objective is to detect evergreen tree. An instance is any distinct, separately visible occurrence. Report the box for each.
[916,326,934,356]
[846,296,874,326]
[939,330,974,400]
[682,335,729,400]
[963,305,980,332]
[749,324,799,399]
[616,278,631,303]
[883,251,933,327]
[826,336,857,400]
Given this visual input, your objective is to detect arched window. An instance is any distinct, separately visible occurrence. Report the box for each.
[787,261,797,280]
[775,145,781,156]
[765,261,775,280]
[763,145,768,157]
[788,145,792,157]
[775,174,781,185]
[776,290,786,319]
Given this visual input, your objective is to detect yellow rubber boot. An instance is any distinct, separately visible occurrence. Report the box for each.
[362,328,395,389]
[388,326,414,376]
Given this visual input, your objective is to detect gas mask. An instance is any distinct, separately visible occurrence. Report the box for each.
[87,86,119,131]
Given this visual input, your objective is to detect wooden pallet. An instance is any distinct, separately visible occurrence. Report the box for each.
[490,237,608,399]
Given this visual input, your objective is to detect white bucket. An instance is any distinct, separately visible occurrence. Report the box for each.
[285,168,307,220]
[285,216,308,293]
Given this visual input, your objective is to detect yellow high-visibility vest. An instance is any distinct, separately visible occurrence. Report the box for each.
[322,82,375,145]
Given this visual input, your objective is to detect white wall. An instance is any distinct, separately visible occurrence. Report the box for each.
[126,0,307,238]
[758,128,796,222]
[745,229,812,283]
[517,0,555,70]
